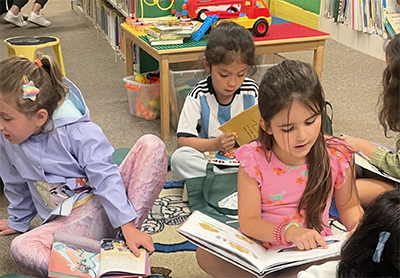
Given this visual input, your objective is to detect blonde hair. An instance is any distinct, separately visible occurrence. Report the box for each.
[0,55,68,132]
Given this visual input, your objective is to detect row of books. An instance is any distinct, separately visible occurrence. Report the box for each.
[81,0,127,58]
[323,0,400,38]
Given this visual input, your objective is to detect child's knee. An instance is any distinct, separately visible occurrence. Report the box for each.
[10,233,27,262]
[137,134,167,157]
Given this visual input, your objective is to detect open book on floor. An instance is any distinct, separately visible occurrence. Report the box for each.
[177,211,346,278]
[354,152,400,183]
[48,232,151,278]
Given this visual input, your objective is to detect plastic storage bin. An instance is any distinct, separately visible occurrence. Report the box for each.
[247,64,276,85]
[169,69,207,129]
[123,75,160,120]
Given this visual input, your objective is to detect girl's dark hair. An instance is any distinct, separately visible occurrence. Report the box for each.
[0,55,68,132]
[204,21,256,75]
[258,60,351,231]
[337,190,400,278]
[380,34,400,136]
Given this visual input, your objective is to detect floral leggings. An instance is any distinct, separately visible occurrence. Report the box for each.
[9,134,168,276]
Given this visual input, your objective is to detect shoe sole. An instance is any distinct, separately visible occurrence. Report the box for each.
[27,19,51,27]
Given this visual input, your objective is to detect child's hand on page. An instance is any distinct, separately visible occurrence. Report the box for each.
[217,132,237,152]
[121,222,154,257]
[0,219,18,236]
[285,226,327,250]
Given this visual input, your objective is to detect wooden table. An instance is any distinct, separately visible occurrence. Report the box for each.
[121,23,330,140]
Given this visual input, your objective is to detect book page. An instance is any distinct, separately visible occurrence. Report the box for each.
[218,105,260,146]
[99,239,149,277]
[354,152,400,183]
[178,211,345,276]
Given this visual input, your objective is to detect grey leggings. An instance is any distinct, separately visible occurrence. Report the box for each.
[13,0,48,9]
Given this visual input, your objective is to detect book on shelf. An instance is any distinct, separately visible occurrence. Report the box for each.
[177,211,346,278]
[48,232,151,278]
[146,35,184,46]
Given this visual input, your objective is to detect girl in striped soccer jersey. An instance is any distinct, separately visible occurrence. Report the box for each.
[171,21,258,184]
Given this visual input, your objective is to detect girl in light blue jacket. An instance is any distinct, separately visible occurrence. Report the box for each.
[0,55,168,276]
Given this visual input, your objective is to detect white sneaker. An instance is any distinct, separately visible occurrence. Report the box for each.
[27,11,51,27]
[4,10,27,27]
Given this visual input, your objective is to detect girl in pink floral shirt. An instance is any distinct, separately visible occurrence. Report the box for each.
[196,60,364,278]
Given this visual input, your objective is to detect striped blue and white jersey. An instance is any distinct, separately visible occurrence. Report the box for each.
[177,76,258,139]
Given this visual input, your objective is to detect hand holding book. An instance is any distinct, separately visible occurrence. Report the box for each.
[121,221,154,257]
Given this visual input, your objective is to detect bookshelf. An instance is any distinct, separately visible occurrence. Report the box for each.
[77,0,173,73]
[79,0,128,62]
[319,1,385,61]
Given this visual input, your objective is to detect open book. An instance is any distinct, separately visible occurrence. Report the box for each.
[177,211,346,278]
[48,232,151,278]
[354,152,400,183]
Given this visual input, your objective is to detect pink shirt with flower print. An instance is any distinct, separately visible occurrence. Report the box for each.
[235,137,352,237]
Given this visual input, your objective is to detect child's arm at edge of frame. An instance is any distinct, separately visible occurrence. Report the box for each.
[237,166,276,243]
[334,161,364,233]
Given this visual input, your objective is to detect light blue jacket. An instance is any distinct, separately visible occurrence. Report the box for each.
[0,79,137,232]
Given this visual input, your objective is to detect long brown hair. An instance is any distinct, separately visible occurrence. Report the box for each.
[0,55,68,132]
[379,34,400,136]
[258,60,332,232]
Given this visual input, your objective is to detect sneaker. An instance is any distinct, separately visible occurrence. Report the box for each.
[27,11,51,27]
[4,10,27,27]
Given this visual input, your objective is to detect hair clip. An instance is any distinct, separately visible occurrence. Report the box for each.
[34,59,43,67]
[22,76,40,101]
[372,231,390,263]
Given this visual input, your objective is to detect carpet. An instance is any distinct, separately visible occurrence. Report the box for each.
[141,180,208,278]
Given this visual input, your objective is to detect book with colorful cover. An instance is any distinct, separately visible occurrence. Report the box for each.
[177,211,346,278]
[99,239,150,277]
[48,232,150,278]
[48,232,101,278]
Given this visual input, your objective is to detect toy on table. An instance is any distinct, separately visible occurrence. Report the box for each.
[188,0,271,37]
[181,0,188,19]
[192,14,218,41]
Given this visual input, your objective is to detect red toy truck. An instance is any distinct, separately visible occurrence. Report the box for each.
[187,0,244,21]
[187,0,271,36]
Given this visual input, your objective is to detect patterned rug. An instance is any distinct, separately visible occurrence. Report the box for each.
[142,180,208,278]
